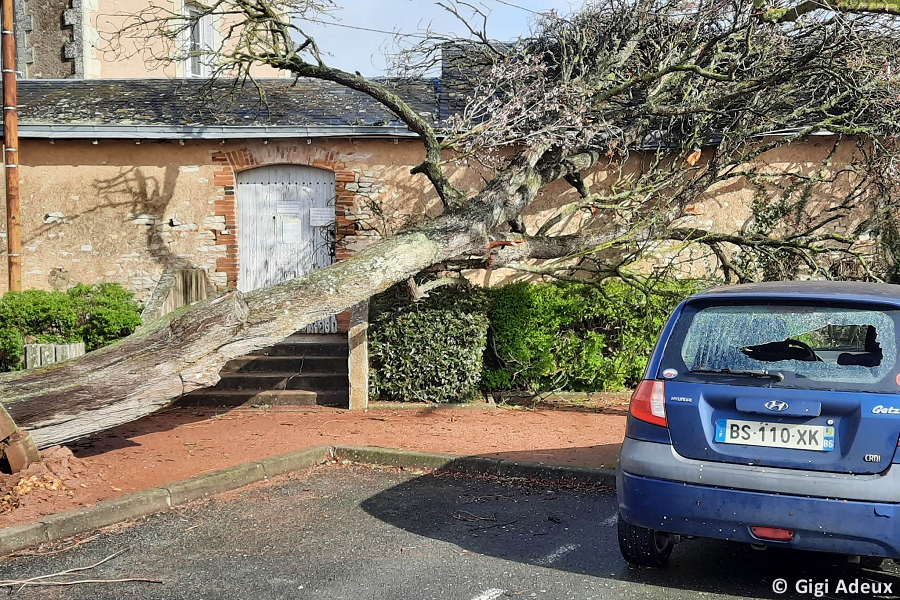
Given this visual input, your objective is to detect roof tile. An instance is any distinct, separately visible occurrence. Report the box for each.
[17,77,440,129]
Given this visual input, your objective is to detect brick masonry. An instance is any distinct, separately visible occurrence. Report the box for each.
[210,145,386,333]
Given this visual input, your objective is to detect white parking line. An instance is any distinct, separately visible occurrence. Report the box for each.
[600,513,618,527]
[470,589,506,600]
[540,543,580,565]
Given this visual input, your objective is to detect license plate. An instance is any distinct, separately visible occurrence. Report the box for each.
[715,419,835,452]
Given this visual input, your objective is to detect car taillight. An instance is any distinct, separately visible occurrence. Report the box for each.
[630,380,667,427]
[750,526,794,542]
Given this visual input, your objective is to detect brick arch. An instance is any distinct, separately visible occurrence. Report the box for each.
[221,146,348,174]
[209,146,357,292]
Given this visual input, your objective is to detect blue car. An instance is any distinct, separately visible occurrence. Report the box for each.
[617,281,900,567]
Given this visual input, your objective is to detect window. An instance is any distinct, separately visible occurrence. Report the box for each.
[661,302,900,393]
[185,4,213,77]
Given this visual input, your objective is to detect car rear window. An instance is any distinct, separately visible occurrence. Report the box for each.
[661,301,900,392]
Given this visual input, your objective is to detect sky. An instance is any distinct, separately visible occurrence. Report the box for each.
[297,0,579,75]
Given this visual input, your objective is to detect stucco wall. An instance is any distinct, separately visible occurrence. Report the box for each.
[0,136,861,301]
[0,138,450,300]
[4,140,224,297]
[87,0,284,79]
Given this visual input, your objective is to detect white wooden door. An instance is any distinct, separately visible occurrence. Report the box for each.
[237,165,337,334]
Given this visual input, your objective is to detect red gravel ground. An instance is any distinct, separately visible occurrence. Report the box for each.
[0,398,629,528]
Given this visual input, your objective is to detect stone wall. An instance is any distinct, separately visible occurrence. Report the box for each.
[0,135,861,310]
[2,140,227,299]
[16,0,78,78]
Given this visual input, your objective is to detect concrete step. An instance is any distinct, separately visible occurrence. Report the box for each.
[216,372,350,392]
[177,333,352,409]
[223,355,348,374]
[176,389,349,408]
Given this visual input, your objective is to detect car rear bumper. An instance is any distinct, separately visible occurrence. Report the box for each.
[619,437,900,502]
[618,468,900,558]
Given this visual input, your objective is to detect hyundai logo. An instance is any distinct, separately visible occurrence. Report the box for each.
[765,400,790,412]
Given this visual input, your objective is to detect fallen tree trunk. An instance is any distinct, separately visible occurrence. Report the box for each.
[0,232,452,448]
[0,149,554,448]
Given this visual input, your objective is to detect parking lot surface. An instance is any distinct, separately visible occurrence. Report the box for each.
[2,463,898,599]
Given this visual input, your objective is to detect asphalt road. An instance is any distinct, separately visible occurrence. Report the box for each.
[2,463,899,600]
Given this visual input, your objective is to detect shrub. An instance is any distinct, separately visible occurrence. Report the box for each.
[0,290,78,340]
[0,283,142,370]
[369,283,489,403]
[484,279,698,392]
[67,283,143,350]
[0,327,23,372]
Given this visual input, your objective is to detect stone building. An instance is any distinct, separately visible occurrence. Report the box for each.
[2,77,446,304]
[12,0,78,78]
[13,0,282,79]
[0,1,860,407]
[0,75,455,408]
[0,75,851,311]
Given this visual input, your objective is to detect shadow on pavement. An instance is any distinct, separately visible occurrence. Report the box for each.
[361,456,900,599]
[467,444,620,469]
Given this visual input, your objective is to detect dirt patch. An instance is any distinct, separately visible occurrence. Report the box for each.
[1,446,107,523]
[1,405,626,528]
[497,391,631,413]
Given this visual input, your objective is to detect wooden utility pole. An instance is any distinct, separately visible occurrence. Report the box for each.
[1,0,20,291]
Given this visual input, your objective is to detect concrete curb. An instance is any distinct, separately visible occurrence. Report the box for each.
[331,445,617,486]
[0,445,331,557]
[0,444,616,557]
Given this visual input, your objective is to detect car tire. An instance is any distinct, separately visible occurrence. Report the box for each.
[618,514,674,567]
[860,556,885,570]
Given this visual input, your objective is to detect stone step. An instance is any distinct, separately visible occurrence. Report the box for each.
[282,333,346,344]
[258,342,349,358]
[216,372,350,392]
[223,355,348,374]
[176,389,348,408]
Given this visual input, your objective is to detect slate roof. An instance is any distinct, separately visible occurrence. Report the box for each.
[17,77,442,130]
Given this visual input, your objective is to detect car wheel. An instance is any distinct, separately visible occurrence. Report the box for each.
[618,513,674,567]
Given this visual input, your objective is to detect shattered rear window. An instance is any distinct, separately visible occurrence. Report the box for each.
[668,303,900,392]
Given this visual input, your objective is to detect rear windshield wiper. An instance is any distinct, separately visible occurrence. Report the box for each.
[690,368,785,382]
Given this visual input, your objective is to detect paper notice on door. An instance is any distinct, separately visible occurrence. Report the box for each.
[280,215,303,244]
[277,187,314,214]
[309,207,334,227]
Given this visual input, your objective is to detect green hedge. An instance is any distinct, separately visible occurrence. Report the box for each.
[0,283,142,371]
[369,283,489,403]
[484,280,698,392]
[368,278,699,401]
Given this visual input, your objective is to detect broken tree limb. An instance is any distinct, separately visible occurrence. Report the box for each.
[3,578,164,588]
[0,402,17,440]
[406,277,471,302]
[485,229,629,268]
